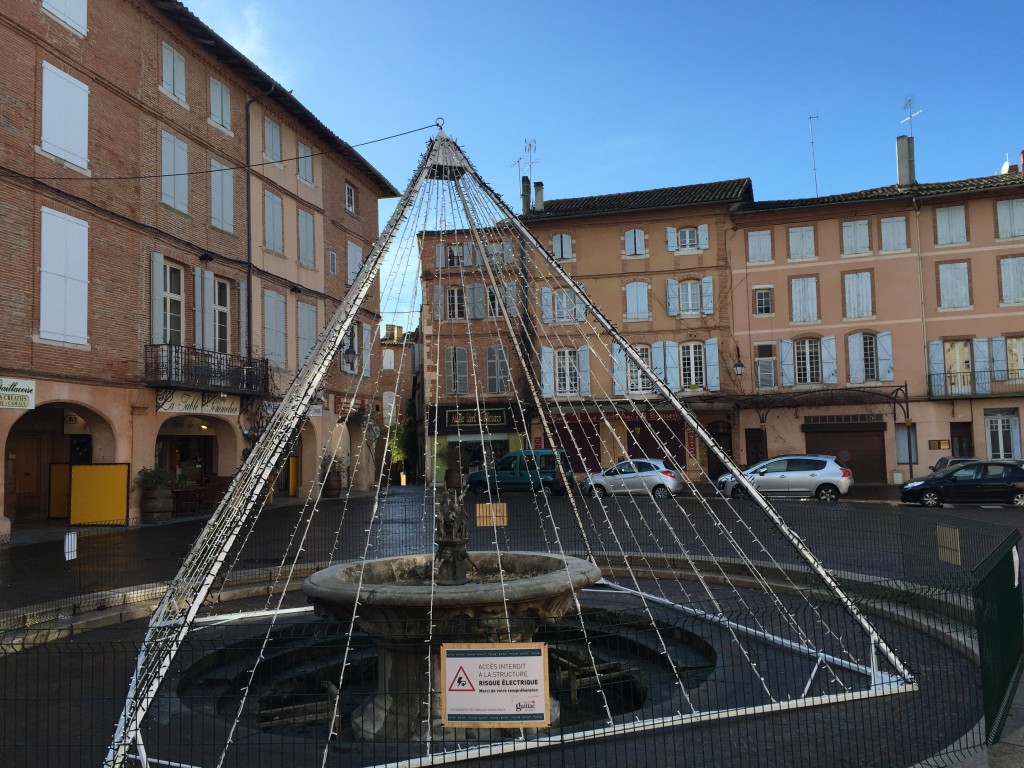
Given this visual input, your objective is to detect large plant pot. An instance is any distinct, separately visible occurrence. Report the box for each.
[324,469,343,498]
[141,487,173,522]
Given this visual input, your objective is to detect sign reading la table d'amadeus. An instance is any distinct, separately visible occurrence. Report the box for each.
[440,642,550,728]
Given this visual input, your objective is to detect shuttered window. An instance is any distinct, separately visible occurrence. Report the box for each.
[936,205,967,245]
[843,271,873,319]
[161,131,188,212]
[747,230,772,263]
[1000,256,1024,304]
[263,117,281,162]
[42,0,88,34]
[625,282,648,320]
[938,262,970,308]
[263,290,286,367]
[210,159,233,232]
[790,277,818,322]
[161,42,186,101]
[40,207,89,345]
[297,302,317,365]
[41,62,89,168]
[209,77,231,130]
[880,216,907,251]
[842,220,869,255]
[997,199,1024,239]
[264,190,282,252]
[788,226,815,260]
[297,141,313,183]
[298,209,314,267]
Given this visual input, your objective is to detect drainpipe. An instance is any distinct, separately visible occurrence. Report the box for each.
[245,85,275,362]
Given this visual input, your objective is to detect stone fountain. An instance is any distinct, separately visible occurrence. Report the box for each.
[301,477,602,741]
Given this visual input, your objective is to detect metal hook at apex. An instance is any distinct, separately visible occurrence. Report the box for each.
[435,117,445,128]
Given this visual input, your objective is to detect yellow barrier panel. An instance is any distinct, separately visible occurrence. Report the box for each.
[49,463,71,519]
[70,464,129,525]
[475,502,508,527]
[936,523,962,566]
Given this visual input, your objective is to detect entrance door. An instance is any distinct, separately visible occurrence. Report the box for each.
[9,435,42,520]
[950,422,974,457]
[745,428,768,467]
[944,340,973,396]
[706,421,733,480]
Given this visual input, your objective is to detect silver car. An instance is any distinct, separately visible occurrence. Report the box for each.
[716,454,854,502]
[581,458,685,499]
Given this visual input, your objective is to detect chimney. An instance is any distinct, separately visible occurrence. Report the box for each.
[896,135,916,186]
[521,176,531,215]
[533,181,544,212]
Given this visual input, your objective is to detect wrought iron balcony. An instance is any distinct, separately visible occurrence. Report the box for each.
[145,345,271,396]
[928,369,1024,398]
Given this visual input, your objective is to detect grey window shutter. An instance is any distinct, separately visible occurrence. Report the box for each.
[665,279,679,316]
[541,287,553,323]
[612,343,625,395]
[701,276,714,315]
[435,243,444,269]
[928,340,945,395]
[456,347,468,393]
[665,227,677,253]
[202,269,215,351]
[704,337,720,391]
[470,283,486,319]
[238,280,248,357]
[193,266,203,348]
[697,224,709,250]
[502,238,514,264]
[504,281,518,315]
[444,347,455,394]
[877,331,894,382]
[433,285,444,320]
[151,252,164,343]
[575,291,586,321]
[664,340,680,391]
[362,322,371,377]
[578,345,591,396]
[991,336,1008,381]
[779,338,795,387]
[652,341,666,381]
[822,336,838,384]
[486,346,497,392]
[847,332,865,384]
[541,347,554,398]
[973,337,990,394]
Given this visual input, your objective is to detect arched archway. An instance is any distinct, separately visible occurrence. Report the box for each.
[155,414,241,486]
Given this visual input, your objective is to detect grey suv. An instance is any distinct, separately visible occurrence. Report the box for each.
[716,454,854,502]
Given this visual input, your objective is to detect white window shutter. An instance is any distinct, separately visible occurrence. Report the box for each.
[238,281,248,357]
[161,131,175,206]
[612,344,625,395]
[779,338,795,387]
[541,347,554,398]
[173,49,185,100]
[847,333,865,384]
[704,337,720,391]
[664,341,680,391]
[578,345,591,396]
[651,341,665,381]
[347,241,362,286]
[697,224,709,250]
[151,252,164,343]
[927,340,945,395]
[202,269,215,351]
[701,276,714,315]
[433,285,443,319]
[877,331,894,381]
[665,279,679,316]
[665,227,677,252]
[193,266,203,348]
[361,322,371,377]
[174,137,188,210]
[821,336,838,384]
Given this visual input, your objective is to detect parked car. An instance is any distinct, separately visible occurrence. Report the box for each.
[716,455,854,502]
[580,458,684,499]
[900,461,1024,507]
[928,456,981,472]
[466,449,572,496]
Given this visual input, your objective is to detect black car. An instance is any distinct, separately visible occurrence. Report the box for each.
[900,461,1024,507]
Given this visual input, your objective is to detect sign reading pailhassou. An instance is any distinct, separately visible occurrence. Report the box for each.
[440,643,550,727]
[0,378,35,409]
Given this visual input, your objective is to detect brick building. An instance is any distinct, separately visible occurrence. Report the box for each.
[0,0,396,533]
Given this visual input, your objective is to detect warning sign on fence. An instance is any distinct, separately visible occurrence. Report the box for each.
[440,643,550,727]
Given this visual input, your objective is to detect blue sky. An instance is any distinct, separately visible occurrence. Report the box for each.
[187,0,1024,227]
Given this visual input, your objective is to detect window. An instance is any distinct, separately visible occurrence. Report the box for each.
[679,342,705,388]
[747,230,772,263]
[627,345,654,394]
[936,205,967,245]
[679,280,701,314]
[42,0,88,35]
[382,348,395,370]
[624,228,646,256]
[160,42,186,102]
[881,216,907,251]
[555,348,579,395]
[160,130,188,212]
[210,159,233,232]
[625,282,648,320]
[41,62,89,169]
[850,332,894,383]
[263,116,281,162]
[794,338,822,384]
[1006,336,1024,381]
[791,276,818,322]
[346,242,362,286]
[554,289,574,322]
[297,141,313,183]
[209,77,230,130]
[486,240,510,263]
[39,207,89,344]
[161,262,183,346]
[298,209,314,267]
[754,287,773,316]
[552,233,573,260]
[446,243,466,267]
[297,302,317,365]
[263,290,286,367]
[383,391,397,426]
[678,227,698,250]
[263,190,282,252]
[985,410,1020,460]
[486,287,505,318]
[488,345,511,393]
[328,250,337,275]
[755,343,775,388]
[1000,256,1024,304]
[788,226,815,260]
[666,225,708,252]
[843,271,873,319]
[345,183,357,213]
[213,279,229,353]
[997,199,1024,239]
[447,287,465,319]
[842,220,869,255]
[445,347,469,394]
[861,333,878,381]
[938,262,970,309]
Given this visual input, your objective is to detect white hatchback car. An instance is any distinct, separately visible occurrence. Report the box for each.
[581,458,685,499]
[716,454,854,502]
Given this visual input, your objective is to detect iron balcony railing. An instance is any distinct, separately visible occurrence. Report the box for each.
[928,369,1024,398]
[145,344,271,396]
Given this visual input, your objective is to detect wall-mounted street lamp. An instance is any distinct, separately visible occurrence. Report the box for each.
[343,344,357,369]
[733,345,746,378]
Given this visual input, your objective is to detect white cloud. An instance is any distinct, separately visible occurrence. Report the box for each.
[185,1,293,86]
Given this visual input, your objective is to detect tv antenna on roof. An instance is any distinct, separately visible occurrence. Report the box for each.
[901,98,923,136]
[525,139,537,181]
[808,114,819,197]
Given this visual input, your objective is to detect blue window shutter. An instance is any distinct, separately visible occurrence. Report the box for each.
[664,340,680,391]
[504,281,518,315]
[992,336,1008,381]
[651,342,665,382]
[701,276,714,315]
[878,331,894,381]
[575,291,586,321]
[151,252,164,344]
[780,338,795,387]
[433,285,443,319]
[578,345,591,396]
[541,347,554,398]
[928,340,946,395]
[665,227,677,252]
[435,244,444,269]
[541,287,553,323]
[847,333,864,384]
[705,337,720,391]
[697,224,709,250]
[612,343,625,395]
[1011,414,1022,459]
[665,279,679,316]
[822,336,838,384]
[973,337,990,394]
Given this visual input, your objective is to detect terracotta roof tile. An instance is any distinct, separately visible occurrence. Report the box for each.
[521,179,753,220]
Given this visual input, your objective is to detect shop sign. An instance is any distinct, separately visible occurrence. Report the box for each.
[445,408,508,429]
[63,410,91,435]
[157,389,239,416]
[440,643,550,727]
[0,378,35,409]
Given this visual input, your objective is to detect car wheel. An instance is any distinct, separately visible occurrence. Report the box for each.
[1011,491,1024,507]
[652,485,671,499]
[470,482,487,495]
[730,485,748,499]
[920,490,942,508]
[592,485,608,498]
[815,484,840,503]
[539,483,553,497]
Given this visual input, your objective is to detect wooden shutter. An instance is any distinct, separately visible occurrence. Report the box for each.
[612,343,625,395]
[847,333,865,384]
[541,287,553,323]
[700,276,714,315]
[238,280,248,357]
[779,338,794,387]
[663,341,680,391]
[973,337,990,394]
[697,224,709,250]
[578,345,591,396]
[41,62,89,168]
[40,207,89,345]
[878,331,894,382]
[704,338,720,391]
[821,336,837,384]
[541,347,554,398]
[665,227,677,252]
[927,341,945,395]
[665,279,679,316]
[347,241,362,285]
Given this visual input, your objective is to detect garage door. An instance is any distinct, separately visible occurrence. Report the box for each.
[804,430,886,484]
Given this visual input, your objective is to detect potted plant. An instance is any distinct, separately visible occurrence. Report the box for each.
[322,455,343,498]
[134,466,176,521]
